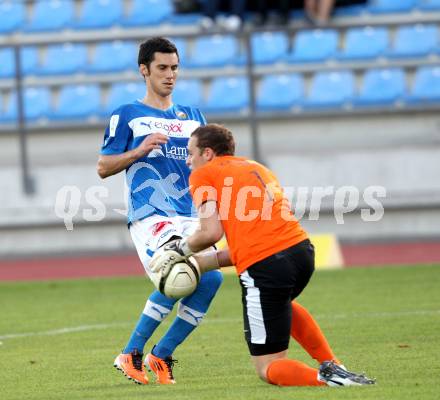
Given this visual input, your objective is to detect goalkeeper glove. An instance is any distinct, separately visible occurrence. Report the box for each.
[149,238,193,276]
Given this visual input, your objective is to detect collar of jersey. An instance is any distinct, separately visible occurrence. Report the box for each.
[209,155,237,165]
[135,99,175,113]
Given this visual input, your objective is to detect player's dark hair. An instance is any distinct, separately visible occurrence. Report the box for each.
[191,124,235,156]
[138,37,179,69]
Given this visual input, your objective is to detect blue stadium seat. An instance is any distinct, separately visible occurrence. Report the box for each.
[338,26,389,60]
[368,0,417,13]
[1,92,17,122]
[0,48,14,78]
[257,74,304,111]
[87,41,136,73]
[251,32,289,64]
[390,24,438,58]
[305,71,355,108]
[25,0,74,32]
[167,13,202,26]
[122,0,173,27]
[20,47,40,76]
[74,0,123,29]
[354,68,405,106]
[188,35,240,68]
[103,82,145,116]
[418,0,440,10]
[0,47,40,78]
[38,43,88,75]
[332,4,366,16]
[407,66,440,103]
[0,1,25,33]
[173,80,203,108]
[204,77,249,113]
[288,29,338,63]
[1,88,52,122]
[52,84,101,119]
[24,87,52,120]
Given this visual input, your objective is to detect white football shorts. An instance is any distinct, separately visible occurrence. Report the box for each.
[130,215,199,277]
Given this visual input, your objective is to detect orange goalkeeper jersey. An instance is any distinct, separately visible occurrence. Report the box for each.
[189,156,308,274]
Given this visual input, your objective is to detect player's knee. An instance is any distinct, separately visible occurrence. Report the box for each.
[149,290,177,309]
[198,269,223,299]
[252,356,275,383]
[181,270,223,311]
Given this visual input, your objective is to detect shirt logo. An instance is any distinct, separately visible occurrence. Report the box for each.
[165,145,187,160]
[126,162,190,219]
[147,144,188,160]
[129,117,200,138]
[176,111,188,120]
[140,121,151,129]
[152,221,172,236]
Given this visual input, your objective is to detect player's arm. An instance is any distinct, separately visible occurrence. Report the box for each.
[97,133,168,179]
[150,201,230,275]
[187,201,232,271]
[150,171,227,274]
[151,243,232,276]
[158,201,223,255]
[191,248,232,272]
[186,200,224,253]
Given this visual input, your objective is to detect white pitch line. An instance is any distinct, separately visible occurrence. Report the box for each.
[0,322,131,340]
[0,318,241,341]
[1,310,439,341]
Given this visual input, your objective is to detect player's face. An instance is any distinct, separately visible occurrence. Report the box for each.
[144,52,179,97]
[187,136,208,171]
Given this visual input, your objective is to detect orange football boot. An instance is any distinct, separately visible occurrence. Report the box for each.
[114,349,149,385]
[146,352,177,384]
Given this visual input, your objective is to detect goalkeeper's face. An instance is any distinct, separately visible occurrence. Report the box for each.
[187,136,212,171]
[143,52,179,98]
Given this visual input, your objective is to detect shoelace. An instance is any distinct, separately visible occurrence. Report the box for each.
[322,361,375,384]
[164,357,178,379]
[131,351,144,371]
[320,361,339,378]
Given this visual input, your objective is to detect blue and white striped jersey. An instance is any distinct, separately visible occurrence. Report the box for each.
[101,100,206,223]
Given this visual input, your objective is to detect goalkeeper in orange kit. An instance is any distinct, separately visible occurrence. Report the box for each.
[151,124,375,386]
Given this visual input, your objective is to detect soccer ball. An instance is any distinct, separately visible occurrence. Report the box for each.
[159,261,200,299]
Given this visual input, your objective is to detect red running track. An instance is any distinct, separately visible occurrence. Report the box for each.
[0,254,144,281]
[0,241,439,281]
[342,241,440,267]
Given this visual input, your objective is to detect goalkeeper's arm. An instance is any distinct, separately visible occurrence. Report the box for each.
[186,200,224,253]
[183,200,232,273]
[150,201,232,275]
[190,248,233,274]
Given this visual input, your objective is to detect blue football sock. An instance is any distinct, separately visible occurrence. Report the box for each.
[152,270,223,358]
[123,290,177,354]
[152,316,196,359]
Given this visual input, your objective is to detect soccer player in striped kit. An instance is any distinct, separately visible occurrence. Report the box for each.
[97,37,223,385]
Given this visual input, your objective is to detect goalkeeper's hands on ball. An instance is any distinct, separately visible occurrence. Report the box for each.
[150,238,222,278]
[150,238,193,277]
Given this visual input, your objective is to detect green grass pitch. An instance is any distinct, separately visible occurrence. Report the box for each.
[1,264,439,400]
